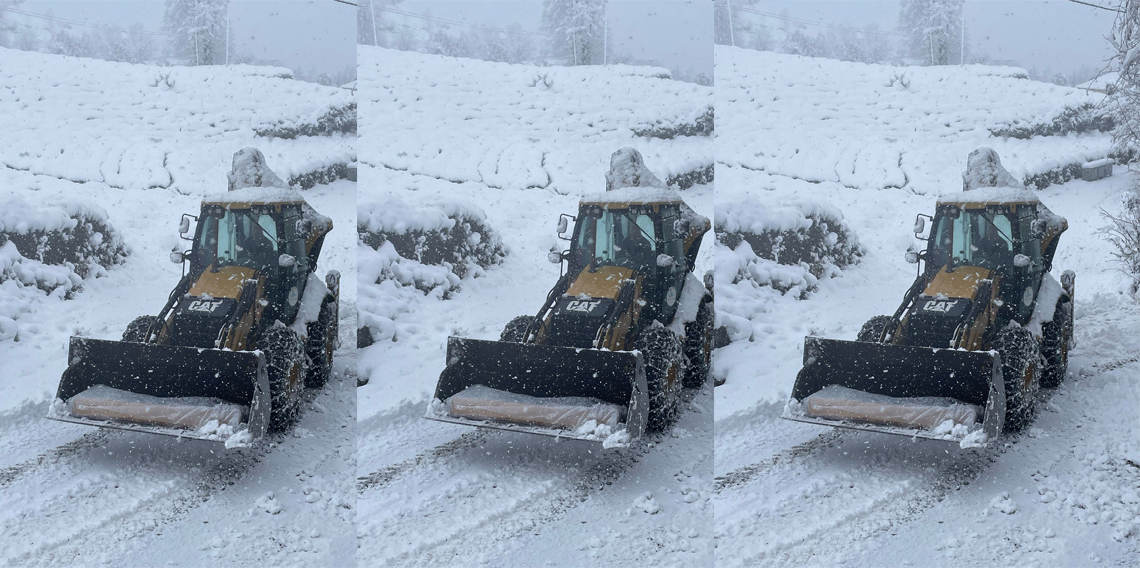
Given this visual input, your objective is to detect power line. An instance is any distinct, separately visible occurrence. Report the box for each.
[376,5,549,37]
[1064,0,1123,12]
[331,0,358,6]
[0,5,170,36]
[734,5,902,37]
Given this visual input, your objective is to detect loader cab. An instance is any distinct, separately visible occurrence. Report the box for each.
[925,197,1061,325]
[570,201,698,325]
[193,200,315,326]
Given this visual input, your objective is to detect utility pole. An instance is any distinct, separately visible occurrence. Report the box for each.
[370,0,379,47]
[727,0,735,47]
[225,3,230,65]
[960,3,965,65]
[603,1,607,65]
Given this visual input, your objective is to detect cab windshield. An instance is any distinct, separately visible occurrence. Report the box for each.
[930,209,1014,270]
[198,209,278,271]
[574,209,656,272]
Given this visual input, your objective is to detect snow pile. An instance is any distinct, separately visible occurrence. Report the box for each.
[0,47,353,194]
[961,147,1024,190]
[716,46,1115,193]
[227,147,287,191]
[359,46,713,193]
[0,199,128,341]
[357,199,507,346]
[605,147,666,191]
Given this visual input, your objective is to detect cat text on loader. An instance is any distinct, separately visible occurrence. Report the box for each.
[427,149,713,448]
[784,148,1075,447]
[47,148,340,447]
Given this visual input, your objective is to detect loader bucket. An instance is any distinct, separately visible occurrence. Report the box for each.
[46,337,270,446]
[425,337,649,446]
[783,337,1005,444]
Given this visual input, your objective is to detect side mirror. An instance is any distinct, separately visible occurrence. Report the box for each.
[674,218,691,236]
[1013,254,1031,268]
[913,215,925,234]
[548,250,562,264]
[325,270,341,293]
[279,254,296,268]
[657,254,675,268]
[170,247,185,264]
[295,218,313,239]
[556,217,568,235]
[178,213,197,240]
[904,250,920,264]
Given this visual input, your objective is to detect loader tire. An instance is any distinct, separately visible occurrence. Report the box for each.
[260,327,307,432]
[500,315,537,343]
[994,326,1041,432]
[683,299,714,388]
[122,315,159,343]
[637,326,686,432]
[856,315,893,343]
[306,298,337,389]
[1040,298,1073,389]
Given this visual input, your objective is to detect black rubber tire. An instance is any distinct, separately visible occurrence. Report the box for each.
[500,315,538,343]
[683,299,714,388]
[636,325,686,432]
[856,315,894,343]
[306,298,337,389]
[1040,298,1072,389]
[122,315,159,342]
[259,326,307,432]
[993,325,1041,433]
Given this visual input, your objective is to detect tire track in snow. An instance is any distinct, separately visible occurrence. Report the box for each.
[0,430,110,490]
[356,429,488,493]
[713,428,848,493]
[362,389,701,566]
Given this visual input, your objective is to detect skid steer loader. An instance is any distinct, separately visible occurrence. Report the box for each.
[785,149,1075,446]
[47,148,339,447]
[426,155,712,447]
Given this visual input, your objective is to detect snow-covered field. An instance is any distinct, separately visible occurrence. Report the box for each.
[357,46,714,566]
[0,49,356,566]
[713,46,1139,567]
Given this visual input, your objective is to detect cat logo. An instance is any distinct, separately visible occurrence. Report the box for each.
[566,299,603,313]
[922,299,958,313]
[187,299,224,314]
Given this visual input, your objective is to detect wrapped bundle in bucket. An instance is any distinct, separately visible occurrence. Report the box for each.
[446,385,624,432]
[67,385,246,432]
[804,385,979,430]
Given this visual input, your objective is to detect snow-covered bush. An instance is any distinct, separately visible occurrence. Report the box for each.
[989,103,1114,140]
[0,199,128,341]
[1103,180,1140,295]
[254,101,357,139]
[716,201,862,297]
[288,161,354,190]
[633,106,714,139]
[357,200,507,346]
[666,163,714,190]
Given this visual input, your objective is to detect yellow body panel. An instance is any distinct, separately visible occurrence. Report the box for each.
[922,265,992,300]
[566,265,635,300]
[188,265,257,300]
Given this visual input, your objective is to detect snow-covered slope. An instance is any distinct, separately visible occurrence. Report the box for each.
[713,45,1139,567]
[717,47,1113,194]
[0,49,356,567]
[357,46,714,566]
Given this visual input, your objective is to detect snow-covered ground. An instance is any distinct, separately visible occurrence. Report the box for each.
[0,49,356,566]
[357,46,714,566]
[713,46,1139,567]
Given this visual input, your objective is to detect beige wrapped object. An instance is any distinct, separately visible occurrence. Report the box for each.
[447,385,623,431]
[68,385,245,432]
[804,385,978,430]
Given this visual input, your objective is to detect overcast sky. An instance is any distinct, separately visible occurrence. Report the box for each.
[757,0,1117,76]
[19,0,356,77]
[394,0,713,79]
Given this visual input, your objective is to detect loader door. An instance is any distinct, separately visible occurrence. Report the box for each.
[277,207,310,326]
[1010,206,1045,323]
[657,208,688,325]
